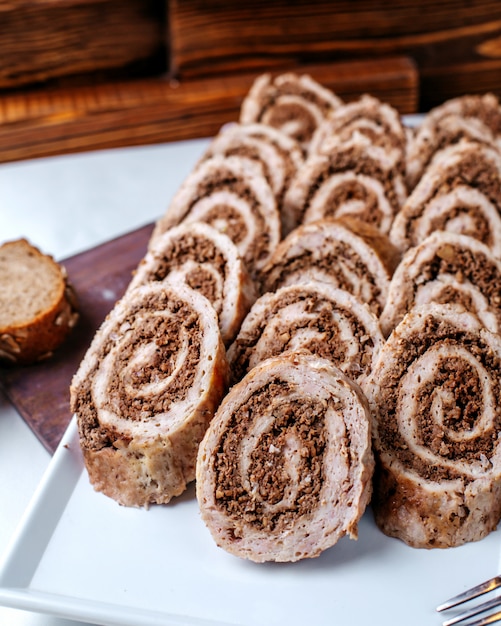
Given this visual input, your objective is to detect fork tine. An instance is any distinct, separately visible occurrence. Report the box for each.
[437,576,501,612]
[442,596,501,626]
[462,609,501,626]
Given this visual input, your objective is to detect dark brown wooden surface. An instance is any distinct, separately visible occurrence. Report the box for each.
[0,0,167,89]
[0,223,154,454]
[0,56,417,164]
[169,0,501,110]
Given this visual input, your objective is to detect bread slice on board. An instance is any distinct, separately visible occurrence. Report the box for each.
[0,238,78,365]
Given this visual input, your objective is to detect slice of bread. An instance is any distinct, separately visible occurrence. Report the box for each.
[0,238,79,365]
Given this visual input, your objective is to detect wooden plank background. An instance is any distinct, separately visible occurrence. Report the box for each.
[169,0,501,111]
[0,57,418,164]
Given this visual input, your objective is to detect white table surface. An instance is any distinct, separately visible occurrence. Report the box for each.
[0,136,211,626]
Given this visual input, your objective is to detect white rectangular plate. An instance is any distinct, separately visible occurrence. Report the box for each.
[0,416,499,626]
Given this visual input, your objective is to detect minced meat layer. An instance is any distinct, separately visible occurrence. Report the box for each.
[330,111,405,156]
[264,103,318,146]
[406,203,493,248]
[146,234,227,309]
[264,241,381,315]
[434,152,501,207]
[217,137,298,205]
[318,178,384,228]
[76,296,201,451]
[213,379,327,534]
[150,233,226,280]
[300,147,401,222]
[415,245,501,311]
[189,169,272,269]
[377,321,501,482]
[231,289,374,382]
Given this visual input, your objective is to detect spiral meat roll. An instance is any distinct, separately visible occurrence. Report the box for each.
[129,222,256,345]
[380,231,501,337]
[391,141,501,254]
[309,94,407,173]
[197,352,374,562]
[227,281,384,389]
[201,122,304,214]
[240,72,342,151]
[152,155,280,279]
[282,135,407,235]
[406,93,501,189]
[70,281,229,507]
[367,303,501,548]
[261,217,401,316]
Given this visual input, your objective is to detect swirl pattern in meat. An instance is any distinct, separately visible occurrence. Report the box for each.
[261,217,401,316]
[227,281,384,389]
[282,135,407,235]
[366,303,501,548]
[201,122,303,213]
[406,93,501,188]
[240,72,342,151]
[129,222,256,345]
[310,94,407,173]
[197,352,374,562]
[70,281,229,507]
[380,231,501,337]
[390,185,501,257]
[151,155,280,279]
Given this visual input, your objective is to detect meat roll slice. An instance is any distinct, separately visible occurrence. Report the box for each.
[380,231,501,337]
[391,141,501,254]
[152,155,280,279]
[197,352,374,562]
[282,135,407,235]
[201,122,304,213]
[261,217,401,316]
[227,281,384,389]
[310,94,407,173]
[240,72,342,151]
[390,185,501,257]
[406,93,501,189]
[70,281,229,507]
[129,222,256,345]
[367,303,501,548]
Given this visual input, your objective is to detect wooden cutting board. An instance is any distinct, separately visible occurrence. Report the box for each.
[0,222,154,454]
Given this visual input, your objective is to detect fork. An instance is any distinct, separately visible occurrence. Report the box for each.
[437,576,501,626]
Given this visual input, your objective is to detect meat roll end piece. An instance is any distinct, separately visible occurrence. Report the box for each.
[197,352,374,562]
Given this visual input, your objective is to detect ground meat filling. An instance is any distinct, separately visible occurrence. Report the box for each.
[265,80,334,113]
[331,114,404,154]
[184,267,220,310]
[265,243,381,314]
[150,234,227,281]
[77,298,201,451]
[414,246,501,313]
[188,171,271,267]
[321,179,382,227]
[144,235,228,310]
[231,291,374,381]
[406,204,493,248]
[221,145,273,189]
[230,135,299,202]
[213,380,327,534]
[377,323,501,482]
[300,150,400,224]
[435,154,501,207]
[263,103,318,146]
